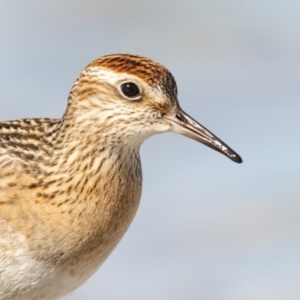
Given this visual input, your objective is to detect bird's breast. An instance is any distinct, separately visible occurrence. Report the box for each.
[44,148,143,260]
[0,147,143,299]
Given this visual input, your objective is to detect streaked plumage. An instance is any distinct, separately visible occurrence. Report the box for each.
[0,54,242,300]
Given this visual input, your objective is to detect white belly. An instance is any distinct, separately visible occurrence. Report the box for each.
[0,231,106,300]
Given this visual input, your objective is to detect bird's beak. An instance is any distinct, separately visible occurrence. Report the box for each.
[163,108,242,163]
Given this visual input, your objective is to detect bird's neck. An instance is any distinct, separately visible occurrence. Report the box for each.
[47,121,143,208]
[35,122,143,258]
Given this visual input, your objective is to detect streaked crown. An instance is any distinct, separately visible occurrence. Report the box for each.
[89,54,177,95]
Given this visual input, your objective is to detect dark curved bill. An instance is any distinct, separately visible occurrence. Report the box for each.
[164,108,242,163]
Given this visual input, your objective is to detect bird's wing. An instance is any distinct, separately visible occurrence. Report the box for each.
[0,144,26,183]
[0,150,19,170]
[0,118,61,196]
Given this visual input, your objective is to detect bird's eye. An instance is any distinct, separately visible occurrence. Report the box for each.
[120,82,141,100]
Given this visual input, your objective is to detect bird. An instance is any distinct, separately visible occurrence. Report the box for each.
[0,54,242,300]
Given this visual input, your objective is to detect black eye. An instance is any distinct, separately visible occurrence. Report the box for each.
[120,82,141,99]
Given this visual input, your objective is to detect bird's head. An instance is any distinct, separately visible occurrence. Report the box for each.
[66,54,242,163]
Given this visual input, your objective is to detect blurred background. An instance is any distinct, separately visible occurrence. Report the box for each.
[0,1,299,299]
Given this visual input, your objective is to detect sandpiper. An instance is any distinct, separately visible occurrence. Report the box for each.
[0,54,242,300]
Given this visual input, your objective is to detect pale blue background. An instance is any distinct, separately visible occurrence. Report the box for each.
[0,1,299,299]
